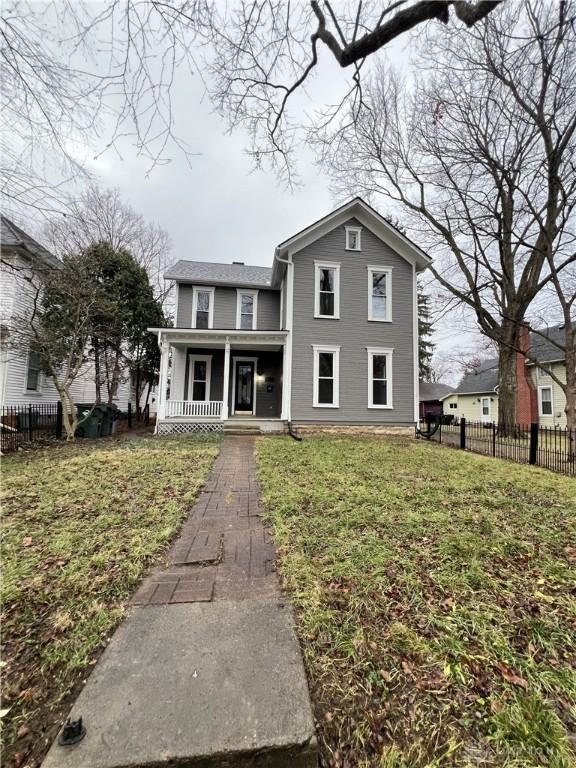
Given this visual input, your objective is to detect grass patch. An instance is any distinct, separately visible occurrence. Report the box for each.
[1,434,219,767]
[257,436,576,768]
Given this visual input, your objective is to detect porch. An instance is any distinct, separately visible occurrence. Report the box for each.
[153,329,289,434]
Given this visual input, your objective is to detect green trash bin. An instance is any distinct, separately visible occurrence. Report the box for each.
[75,404,103,439]
[99,405,115,437]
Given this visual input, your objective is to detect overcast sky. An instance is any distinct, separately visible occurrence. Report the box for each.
[15,9,482,381]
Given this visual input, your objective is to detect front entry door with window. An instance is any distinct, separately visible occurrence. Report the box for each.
[480,396,491,422]
[234,361,255,414]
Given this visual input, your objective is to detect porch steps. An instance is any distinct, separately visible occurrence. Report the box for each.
[222,420,286,435]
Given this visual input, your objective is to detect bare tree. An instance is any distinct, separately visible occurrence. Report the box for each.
[204,0,501,182]
[1,1,502,220]
[312,0,576,432]
[7,254,113,440]
[42,186,171,300]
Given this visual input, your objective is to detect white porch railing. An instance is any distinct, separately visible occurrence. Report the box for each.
[165,400,223,418]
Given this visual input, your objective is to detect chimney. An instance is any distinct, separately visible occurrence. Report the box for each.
[515,324,538,424]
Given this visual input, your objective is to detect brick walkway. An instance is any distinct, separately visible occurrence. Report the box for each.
[131,436,279,606]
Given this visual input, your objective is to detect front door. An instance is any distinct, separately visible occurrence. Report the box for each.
[481,396,491,422]
[234,361,255,414]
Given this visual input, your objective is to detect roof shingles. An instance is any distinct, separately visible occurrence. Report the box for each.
[165,260,273,288]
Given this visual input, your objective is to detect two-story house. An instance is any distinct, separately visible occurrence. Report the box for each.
[152,198,431,434]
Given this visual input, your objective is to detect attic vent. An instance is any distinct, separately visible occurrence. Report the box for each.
[232,261,244,265]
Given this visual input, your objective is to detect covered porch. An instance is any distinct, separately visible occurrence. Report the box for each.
[153,329,288,433]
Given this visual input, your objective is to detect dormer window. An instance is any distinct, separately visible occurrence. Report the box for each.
[345,226,362,251]
[192,287,214,329]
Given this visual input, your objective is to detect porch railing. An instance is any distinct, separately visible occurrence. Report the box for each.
[165,400,223,418]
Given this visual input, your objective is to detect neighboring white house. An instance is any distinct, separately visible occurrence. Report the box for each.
[0,216,133,410]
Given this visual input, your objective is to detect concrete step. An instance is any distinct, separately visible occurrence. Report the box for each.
[224,428,261,435]
[41,601,317,768]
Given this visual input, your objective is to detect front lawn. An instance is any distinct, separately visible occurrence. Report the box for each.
[257,436,576,768]
[1,434,219,768]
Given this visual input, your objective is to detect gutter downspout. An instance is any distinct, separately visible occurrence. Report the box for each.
[275,248,293,426]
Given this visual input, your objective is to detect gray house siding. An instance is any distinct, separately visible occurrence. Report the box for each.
[182,347,282,418]
[176,285,280,330]
[290,217,415,424]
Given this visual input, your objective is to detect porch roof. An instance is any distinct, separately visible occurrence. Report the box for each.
[149,327,288,347]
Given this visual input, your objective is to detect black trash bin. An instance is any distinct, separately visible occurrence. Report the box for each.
[75,404,103,438]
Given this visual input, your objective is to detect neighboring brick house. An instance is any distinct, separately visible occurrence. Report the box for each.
[441,324,569,427]
[151,198,432,434]
[0,216,133,410]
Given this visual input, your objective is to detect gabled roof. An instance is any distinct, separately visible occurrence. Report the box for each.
[419,382,455,401]
[164,260,273,289]
[273,197,432,284]
[529,323,566,364]
[445,358,499,398]
[1,215,59,268]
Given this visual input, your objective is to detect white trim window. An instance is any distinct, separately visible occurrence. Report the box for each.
[192,287,215,329]
[367,347,393,408]
[236,289,258,330]
[313,345,340,407]
[345,226,362,251]
[481,396,491,421]
[538,385,553,417]
[314,262,340,319]
[25,350,42,392]
[188,355,212,401]
[367,266,392,322]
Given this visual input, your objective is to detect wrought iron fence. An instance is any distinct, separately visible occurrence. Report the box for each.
[417,416,576,477]
[1,403,63,453]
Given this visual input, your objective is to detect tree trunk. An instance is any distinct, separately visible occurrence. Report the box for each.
[498,321,520,435]
[57,386,78,441]
[107,349,122,405]
[564,337,576,433]
[93,338,102,404]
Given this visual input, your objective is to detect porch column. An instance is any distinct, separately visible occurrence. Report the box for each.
[157,339,170,421]
[280,340,289,421]
[221,338,231,419]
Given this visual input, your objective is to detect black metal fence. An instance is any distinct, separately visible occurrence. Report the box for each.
[417,417,576,477]
[1,402,63,453]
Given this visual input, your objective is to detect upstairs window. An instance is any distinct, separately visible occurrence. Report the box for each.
[26,350,41,392]
[368,266,392,322]
[313,345,340,407]
[192,287,214,329]
[345,226,362,251]
[367,348,393,408]
[314,262,340,319]
[236,290,258,330]
[539,386,553,416]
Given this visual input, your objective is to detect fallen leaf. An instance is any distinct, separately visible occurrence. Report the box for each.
[22,537,33,547]
[497,664,528,690]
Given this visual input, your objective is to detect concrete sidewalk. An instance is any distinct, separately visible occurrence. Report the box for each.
[42,437,317,768]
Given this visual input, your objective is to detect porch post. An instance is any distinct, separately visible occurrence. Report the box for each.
[222,338,231,420]
[280,339,289,421]
[157,339,170,422]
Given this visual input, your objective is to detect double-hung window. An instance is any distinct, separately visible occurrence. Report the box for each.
[368,266,392,322]
[313,345,340,407]
[314,262,340,319]
[236,290,258,330]
[538,386,553,417]
[188,355,212,401]
[367,348,393,408]
[192,287,214,329]
[26,350,41,392]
